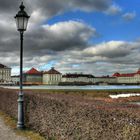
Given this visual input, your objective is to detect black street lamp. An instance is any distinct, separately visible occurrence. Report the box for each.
[15,2,30,129]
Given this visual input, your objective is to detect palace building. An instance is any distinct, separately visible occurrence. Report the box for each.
[62,73,94,83]
[23,68,42,85]
[93,76,117,84]
[20,67,118,85]
[11,75,20,85]
[112,68,140,84]
[0,64,11,84]
[43,67,62,85]
[11,66,140,85]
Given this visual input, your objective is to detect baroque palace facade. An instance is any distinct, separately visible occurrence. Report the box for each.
[11,67,140,85]
[0,64,11,84]
[12,67,117,85]
[112,68,140,84]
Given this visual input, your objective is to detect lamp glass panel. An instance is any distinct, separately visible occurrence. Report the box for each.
[18,17,24,30]
[15,17,19,30]
[23,17,29,30]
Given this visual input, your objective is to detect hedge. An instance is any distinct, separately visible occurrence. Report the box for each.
[0,88,139,140]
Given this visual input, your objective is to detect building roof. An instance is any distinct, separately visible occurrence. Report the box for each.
[25,68,42,75]
[44,67,61,74]
[0,64,10,69]
[112,73,135,77]
[112,72,120,77]
[62,73,94,78]
[136,68,140,74]
[112,68,140,77]
[118,73,136,77]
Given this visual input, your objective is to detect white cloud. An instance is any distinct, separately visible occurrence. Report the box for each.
[43,21,96,42]
[83,41,131,58]
[122,12,136,21]
[52,40,140,75]
[105,5,122,15]
[29,9,46,27]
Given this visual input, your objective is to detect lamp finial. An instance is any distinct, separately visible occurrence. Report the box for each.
[20,1,25,11]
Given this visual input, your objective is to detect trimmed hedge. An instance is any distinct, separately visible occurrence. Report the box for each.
[0,88,140,140]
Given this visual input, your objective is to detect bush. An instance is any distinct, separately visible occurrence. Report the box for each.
[0,88,139,140]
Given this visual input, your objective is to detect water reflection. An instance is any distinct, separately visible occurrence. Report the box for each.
[2,85,140,90]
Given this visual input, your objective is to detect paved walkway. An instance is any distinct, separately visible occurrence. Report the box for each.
[0,117,28,140]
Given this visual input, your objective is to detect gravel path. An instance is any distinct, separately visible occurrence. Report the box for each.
[0,117,28,140]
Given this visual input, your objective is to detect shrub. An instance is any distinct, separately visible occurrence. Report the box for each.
[0,88,139,140]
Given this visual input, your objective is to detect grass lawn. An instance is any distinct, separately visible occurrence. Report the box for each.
[22,88,140,98]
[0,111,46,140]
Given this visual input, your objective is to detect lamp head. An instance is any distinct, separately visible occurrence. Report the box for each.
[15,2,30,32]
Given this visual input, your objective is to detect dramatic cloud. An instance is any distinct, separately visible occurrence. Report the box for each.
[3,38,140,75]
[0,0,17,13]
[0,20,96,64]
[26,0,111,17]
[122,12,136,21]
[26,21,96,52]
[0,0,139,75]
[0,0,112,25]
[0,0,111,56]
[83,41,132,58]
[51,41,140,75]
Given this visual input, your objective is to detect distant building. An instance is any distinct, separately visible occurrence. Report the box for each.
[62,73,94,83]
[11,66,140,85]
[0,64,11,84]
[94,76,117,84]
[11,75,20,85]
[23,68,42,85]
[62,74,117,85]
[43,67,62,85]
[112,68,140,84]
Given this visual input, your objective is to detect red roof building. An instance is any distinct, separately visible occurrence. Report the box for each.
[25,68,42,75]
[23,68,42,85]
[112,72,121,77]
[112,68,140,77]
[136,68,140,74]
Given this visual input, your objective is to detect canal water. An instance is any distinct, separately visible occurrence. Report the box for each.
[2,85,140,90]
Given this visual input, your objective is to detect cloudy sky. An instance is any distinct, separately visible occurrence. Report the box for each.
[0,0,140,76]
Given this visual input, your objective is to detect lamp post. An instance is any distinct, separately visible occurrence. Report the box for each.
[15,2,30,129]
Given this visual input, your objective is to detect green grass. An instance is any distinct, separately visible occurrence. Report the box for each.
[10,88,140,99]
[24,88,140,98]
